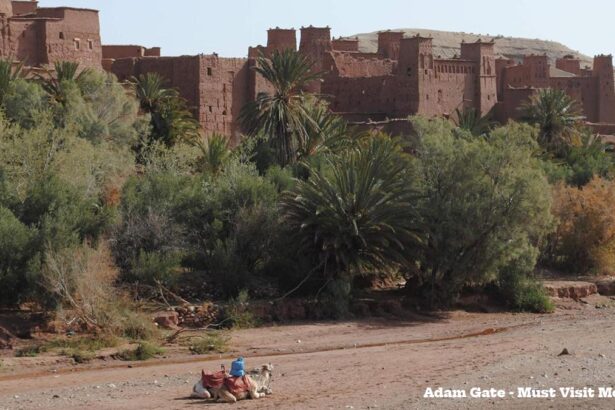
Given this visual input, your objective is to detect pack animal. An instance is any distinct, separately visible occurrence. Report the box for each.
[192,364,274,402]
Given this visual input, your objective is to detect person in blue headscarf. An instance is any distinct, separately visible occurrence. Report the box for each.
[230,356,245,377]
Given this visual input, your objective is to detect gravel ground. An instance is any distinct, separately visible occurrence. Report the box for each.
[0,301,614,409]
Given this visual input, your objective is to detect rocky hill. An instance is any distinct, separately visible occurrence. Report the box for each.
[345,28,593,67]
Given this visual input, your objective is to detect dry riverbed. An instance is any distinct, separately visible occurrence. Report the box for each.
[1,297,614,409]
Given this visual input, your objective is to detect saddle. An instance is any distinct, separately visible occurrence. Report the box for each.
[201,370,252,395]
[201,370,226,389]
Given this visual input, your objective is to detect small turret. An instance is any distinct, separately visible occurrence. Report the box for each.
[377,31,404,60]
[267,27,296,52]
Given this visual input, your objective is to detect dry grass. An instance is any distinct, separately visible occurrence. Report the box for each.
[42,242,159,340]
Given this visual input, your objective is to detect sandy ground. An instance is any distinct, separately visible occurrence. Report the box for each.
[1,300,615,409]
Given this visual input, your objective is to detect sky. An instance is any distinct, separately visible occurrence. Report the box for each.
[37,0,615,58]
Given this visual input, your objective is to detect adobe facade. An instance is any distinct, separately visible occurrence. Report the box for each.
[105,27,499,139]
[495,54,615,125]
[0,0,101,69]
[0,1,613,137]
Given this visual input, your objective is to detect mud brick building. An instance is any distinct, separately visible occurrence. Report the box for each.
[1,1,614,138]
[495,54,615,125]
[0,0,101,69]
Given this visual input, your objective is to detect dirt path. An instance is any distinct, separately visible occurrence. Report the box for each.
[1,305,614,409]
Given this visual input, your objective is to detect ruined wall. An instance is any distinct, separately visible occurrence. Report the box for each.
[327,51,396,77]
[331,38,359,52]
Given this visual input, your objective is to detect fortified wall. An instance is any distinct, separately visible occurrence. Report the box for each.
[249,27,498,124]
[0,1,613,138]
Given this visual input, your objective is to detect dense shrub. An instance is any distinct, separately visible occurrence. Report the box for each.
[412,119,553,305]
[2,79,47,128]
[541,133,613,187]
[497,250,554,313]
[111,172,191,284]
[112,158,286,297]
[0,206,38,304]
[545,177,615,274]
[282,137,421,281]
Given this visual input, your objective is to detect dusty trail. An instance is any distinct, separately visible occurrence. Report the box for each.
[1,307,614,409]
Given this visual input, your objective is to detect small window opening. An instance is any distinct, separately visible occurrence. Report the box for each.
[207,67,213,76]
[59,32,65,40]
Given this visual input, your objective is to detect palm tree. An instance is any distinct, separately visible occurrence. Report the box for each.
[39,61,91,105]
[297,99,352,160]
[521,88,584,154]
[240,49,322,167]
[453,107,494,136]
[0,59,26,106]
[197,133,231,174]
[132,72,200,147]
[281,137,423,283]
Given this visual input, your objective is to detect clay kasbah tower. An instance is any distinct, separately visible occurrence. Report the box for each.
[2,0,615,139]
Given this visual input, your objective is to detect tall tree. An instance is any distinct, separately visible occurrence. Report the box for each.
[132,72,200,148]
[197,133,231,175]
[240,49,322,167]
[521,88,584,154]
[413,119,553,305]
[281,136,422,283]
[39,61,91,106]
[453,107,494,136]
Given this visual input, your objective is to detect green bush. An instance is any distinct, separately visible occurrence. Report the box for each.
[113,307,160,341]
[498,254,554,313]
[111,172,191,281]
[118,342,164,361]
[188,332,230,354]
[3,79,47,128]
[16,344,47,357]
[128,250,183,286]
[411,119,554,305]
[221,290,257,329]
[0,207,38,304]
[281,137,421,286]
[113,159,285,298]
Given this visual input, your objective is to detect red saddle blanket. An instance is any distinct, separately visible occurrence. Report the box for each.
[224,375,252,396]
[201,370,252,395]
[201,370,225,389]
